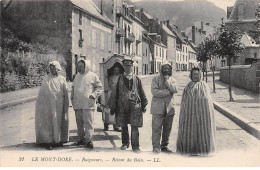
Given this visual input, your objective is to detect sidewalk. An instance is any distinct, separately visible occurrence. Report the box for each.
[0,82,73,109]
[206,74,260,127]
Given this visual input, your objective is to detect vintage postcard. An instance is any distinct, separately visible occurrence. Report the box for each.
[0,0,260,167]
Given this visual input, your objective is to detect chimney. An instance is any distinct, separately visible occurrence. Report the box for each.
[155,18,159,24]
[101,0,103,15]
[206,23,210,26]
[199,29,201,33]
[192,26,195,44]
[201,22,203,32]
[166,20,169,27]
[160,21,163,25]
[140,8,144,13]
[181,31,186,38]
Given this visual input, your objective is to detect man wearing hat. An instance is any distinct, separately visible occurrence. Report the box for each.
[107,57,148,153]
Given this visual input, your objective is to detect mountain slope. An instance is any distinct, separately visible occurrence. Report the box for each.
[134,0,226,30]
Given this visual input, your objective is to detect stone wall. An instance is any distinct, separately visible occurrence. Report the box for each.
[0,64,66,92]
[220,62,260,93]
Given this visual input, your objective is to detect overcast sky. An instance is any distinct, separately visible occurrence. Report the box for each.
[131,0,237,12]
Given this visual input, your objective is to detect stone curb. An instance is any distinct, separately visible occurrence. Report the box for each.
[214,102,260,140]
[0,96,38,109]
[0,89,72,109]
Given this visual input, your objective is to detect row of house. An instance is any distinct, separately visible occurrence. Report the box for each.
[2,0,209,80]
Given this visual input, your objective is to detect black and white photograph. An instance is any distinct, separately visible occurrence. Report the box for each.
[0,0,259,167]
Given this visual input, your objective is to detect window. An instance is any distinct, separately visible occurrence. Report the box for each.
[136,44,138,55]
[101,32,104,50]
[116,17,120,28]
[108,35,112,51]
[156,47,158,56]
[146,49,147,56]
[79,11,82,25]
[92,30,96,48]
[128,25,131,34]
[162,48,164,58]
[221,60,226,67]
[79,29,82,40]
[186,47,187,53]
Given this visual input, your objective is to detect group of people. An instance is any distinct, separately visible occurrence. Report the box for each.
[35,57,216,156]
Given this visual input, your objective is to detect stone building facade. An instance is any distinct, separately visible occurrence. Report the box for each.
[3,0,114,80]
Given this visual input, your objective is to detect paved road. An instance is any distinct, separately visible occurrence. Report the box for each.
[0,72,259,166]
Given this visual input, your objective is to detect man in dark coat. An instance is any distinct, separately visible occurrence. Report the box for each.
[107,57,148,153]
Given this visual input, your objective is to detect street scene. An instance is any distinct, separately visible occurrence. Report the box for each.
[0,72,259,166]
[0,0,260,167]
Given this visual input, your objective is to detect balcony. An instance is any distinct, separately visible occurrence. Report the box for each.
[78,39,84,47]
[116,28,125,37]
[125,33,135,43]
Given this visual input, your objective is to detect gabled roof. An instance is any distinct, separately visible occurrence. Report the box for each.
[162,25,176,38]
[227,0,260,22]
[70,0,113,26]
[240,33,259,47]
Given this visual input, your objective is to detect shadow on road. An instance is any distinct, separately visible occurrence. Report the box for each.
[0,128,121,151]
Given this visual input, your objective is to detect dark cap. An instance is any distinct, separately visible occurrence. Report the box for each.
[122,56,134,65]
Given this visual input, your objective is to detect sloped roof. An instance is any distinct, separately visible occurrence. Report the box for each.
[170,26,186,43]
[162,24,176,37]
[187,40,197,53]
[123,0,135,5]
[240,33,259,47]
[70,0,113,26]
[143,12,153,19]
[227,0,260,22]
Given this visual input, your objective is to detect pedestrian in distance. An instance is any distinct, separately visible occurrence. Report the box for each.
[107,57,148,153]
[151,61,178,154]
[104,63,123,132]
[35,61,69,150]
[71,60,103,150]
[176,67,216,156]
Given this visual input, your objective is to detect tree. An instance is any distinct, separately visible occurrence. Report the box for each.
[204,36,219,93]
[196,42,210,82]
[216,19,244,101]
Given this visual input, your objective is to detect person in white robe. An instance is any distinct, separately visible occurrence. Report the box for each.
[35,61,69,150]
[71,60,103,149]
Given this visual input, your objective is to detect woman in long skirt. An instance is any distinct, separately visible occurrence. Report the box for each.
[176,67,216,156]
[35,61,69,150]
